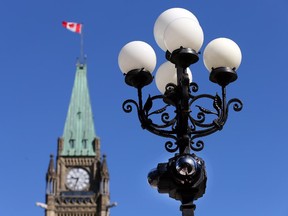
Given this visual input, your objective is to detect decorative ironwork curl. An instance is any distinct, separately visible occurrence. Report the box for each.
[161,112,175,124]
[165,141,179,153]
[142,94,177,128]
[227,98,243,112]
[196,111,206,123]
[188,93,221,129]
[190,140,204,152]
[123,99,139,113]
[190,82,199,93]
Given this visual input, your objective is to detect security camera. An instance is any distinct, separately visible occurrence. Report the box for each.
[175,155,198,176]
[147,163,168,188]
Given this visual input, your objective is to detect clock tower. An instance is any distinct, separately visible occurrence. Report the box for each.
[45,62,111,216]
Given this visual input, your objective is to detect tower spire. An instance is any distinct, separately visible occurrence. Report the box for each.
[61,63,98,156]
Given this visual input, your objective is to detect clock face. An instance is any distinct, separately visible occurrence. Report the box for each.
[66,168,90,191]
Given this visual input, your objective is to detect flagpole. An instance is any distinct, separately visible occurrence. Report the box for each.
[80,24,84,64]
[62,21,84,65]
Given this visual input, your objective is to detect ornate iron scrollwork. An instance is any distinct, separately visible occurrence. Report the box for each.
[122,79,242,153]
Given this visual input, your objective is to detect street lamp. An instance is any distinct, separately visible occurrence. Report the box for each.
[118,8,243,216]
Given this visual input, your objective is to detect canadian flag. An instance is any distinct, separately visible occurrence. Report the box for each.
[62,21,82,34]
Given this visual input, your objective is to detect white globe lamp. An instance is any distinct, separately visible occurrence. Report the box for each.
[154,8,199,51]
[203,38,242,86]
[118,41,157,88]
[155,61,192,94]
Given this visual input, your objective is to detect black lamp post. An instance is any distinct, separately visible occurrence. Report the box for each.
[118,8,243,216]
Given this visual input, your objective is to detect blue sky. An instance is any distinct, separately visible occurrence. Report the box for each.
[1,0,288,215]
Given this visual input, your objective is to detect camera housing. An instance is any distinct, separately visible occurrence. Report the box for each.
[147,154,207,204]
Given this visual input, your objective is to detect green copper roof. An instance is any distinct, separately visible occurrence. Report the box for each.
[61,64,97,156]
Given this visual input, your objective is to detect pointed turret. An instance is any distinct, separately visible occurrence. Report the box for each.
[46,154,56,195]
[101,155,109,179]
[98,155,111,216]
[61,63,98,156]
[46,154,55,180]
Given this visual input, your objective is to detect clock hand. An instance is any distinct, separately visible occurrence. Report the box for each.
[74,177,80,189]
[70,176,79,189]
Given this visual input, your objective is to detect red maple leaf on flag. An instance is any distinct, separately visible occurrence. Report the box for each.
[62,21,82,34]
